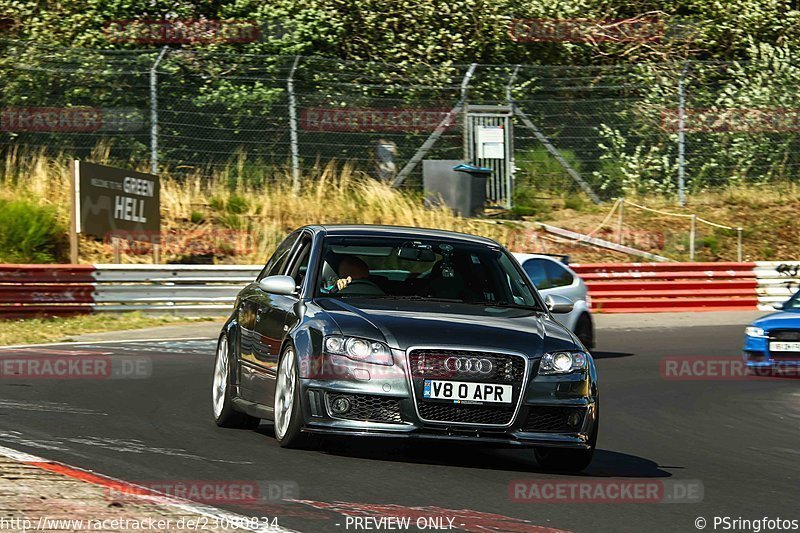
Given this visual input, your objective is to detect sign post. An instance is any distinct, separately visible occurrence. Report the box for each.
[72,161,161,264]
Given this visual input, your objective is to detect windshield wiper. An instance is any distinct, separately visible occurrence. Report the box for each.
[367,295,464,303]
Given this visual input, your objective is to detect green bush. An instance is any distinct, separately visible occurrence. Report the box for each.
[563,195,585,211]
[0,198,66,263]
[227,194,250,214]
[509,187,553,218]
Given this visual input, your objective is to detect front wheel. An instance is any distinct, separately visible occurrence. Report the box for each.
[273,345,315,449]
[212,334,260,429]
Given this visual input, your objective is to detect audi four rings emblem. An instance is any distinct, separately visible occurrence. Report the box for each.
[444,356,493,374]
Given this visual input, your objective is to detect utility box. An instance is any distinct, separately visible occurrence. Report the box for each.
[422,160,491,217]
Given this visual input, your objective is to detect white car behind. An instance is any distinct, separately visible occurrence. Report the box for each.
[512,253,594,350]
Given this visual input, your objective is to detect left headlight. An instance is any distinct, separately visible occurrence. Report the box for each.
[323,335,393,366]
[538,351,588,375]
[745,326,766,338]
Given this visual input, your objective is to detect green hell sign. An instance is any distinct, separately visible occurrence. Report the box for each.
[73,161,161,243]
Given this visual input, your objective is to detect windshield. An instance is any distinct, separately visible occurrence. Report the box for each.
[783,291,800,310]
[315,236,543,309]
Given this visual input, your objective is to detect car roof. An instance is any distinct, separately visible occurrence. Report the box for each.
[306,224,500,246]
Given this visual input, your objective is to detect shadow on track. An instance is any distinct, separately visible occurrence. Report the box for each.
[254,426,671,477]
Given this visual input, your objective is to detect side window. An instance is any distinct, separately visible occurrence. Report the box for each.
[286,236,312,290]
[544,260,574,289]
[522,259,551,290]
[258,233,299,280]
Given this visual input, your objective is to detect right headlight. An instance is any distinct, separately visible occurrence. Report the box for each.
[323,335,393,366]
[745,326,766,338]
[538,351,587,375]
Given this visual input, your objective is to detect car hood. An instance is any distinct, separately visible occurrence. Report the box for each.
[313,297,578,356]
[752,310,800,330]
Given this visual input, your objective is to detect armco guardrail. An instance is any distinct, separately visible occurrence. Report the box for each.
[572,262,760,313]
[1,262,796,318]
[0,264,261,318]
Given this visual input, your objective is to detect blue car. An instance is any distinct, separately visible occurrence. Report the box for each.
[744,290,800,368]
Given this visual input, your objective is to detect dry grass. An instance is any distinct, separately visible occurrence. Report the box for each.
[3,147,797,264]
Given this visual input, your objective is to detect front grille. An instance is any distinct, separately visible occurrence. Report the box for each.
[769,330,800,341]
[768,329,800,360]
[418,403,516,425]
[325,393,403,424]
[409,350,525,382]
[408,349,527,426]
[522,406,586,433]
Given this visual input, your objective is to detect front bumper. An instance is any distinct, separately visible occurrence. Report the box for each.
[744,334,800,367]
[297,349,598,449]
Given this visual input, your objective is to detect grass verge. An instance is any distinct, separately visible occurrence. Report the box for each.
[0,313,219,346]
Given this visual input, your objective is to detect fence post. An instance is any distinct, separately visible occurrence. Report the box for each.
[287,55,301,192]
[462,63,477,161]
[617,199,625,245]
[737,227,743,262]
[689,213,697,261]
[677,62,689,207]
[150,46,169,175]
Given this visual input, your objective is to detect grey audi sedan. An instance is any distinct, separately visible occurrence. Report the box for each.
[212,225,599,471]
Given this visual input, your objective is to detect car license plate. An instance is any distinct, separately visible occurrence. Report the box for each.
[423,379,512,404]
[770,342,800,352]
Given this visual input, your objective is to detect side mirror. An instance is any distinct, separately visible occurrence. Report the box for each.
[545,294,574,314]
[258,275,297,296]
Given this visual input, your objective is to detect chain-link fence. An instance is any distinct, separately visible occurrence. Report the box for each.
[3,39,800,203]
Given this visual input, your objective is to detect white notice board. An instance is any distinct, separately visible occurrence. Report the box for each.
[476,125,505,159]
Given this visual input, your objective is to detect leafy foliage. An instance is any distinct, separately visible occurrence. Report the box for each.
[0,198,66,263]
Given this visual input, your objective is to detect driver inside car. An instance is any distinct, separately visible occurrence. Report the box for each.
[333,256,385,295]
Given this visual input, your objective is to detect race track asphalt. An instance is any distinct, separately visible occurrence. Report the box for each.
[0,319,796,532]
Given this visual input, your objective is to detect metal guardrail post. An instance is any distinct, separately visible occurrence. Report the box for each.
[689,214,697,262]
[150,46,169,175]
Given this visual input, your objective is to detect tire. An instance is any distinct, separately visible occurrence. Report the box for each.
[575,313,594,350]
[534,402,598,472]
[273,344,315,449]
[212,333,260,429]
